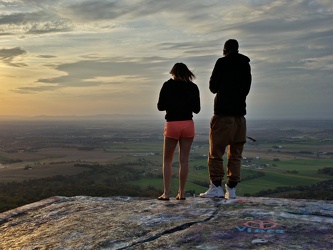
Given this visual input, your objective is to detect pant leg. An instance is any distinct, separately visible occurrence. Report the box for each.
[227,116,246,183]
[208,115,234,183]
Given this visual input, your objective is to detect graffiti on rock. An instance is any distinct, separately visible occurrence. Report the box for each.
[236,220,284,234]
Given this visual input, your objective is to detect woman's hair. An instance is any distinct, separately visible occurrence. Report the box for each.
[170,62,195,82]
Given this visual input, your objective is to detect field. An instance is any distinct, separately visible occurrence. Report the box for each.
[0,116,332,209]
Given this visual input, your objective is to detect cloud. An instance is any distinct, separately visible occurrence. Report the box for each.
[13,85,60,94]
[37,55,57,58]
[61,1,125,21]
[60,0,202,22]
[0,11,73,35]
[13,56,169,93]
[0,47,27,67]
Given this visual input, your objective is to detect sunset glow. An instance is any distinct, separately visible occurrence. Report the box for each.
[0,0,332,119]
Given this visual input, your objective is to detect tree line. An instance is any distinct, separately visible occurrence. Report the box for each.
[0,162,161,213]
[251,179,333,200]
[1,164,332,213]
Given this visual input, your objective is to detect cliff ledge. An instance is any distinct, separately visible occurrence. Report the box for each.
[1,196,333,249]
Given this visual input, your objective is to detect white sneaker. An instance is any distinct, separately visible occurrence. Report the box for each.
[225,183,236,199]
[199,183,224,198]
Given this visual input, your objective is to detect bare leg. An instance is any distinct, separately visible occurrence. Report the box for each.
[161,136,178,199]
[177,137,194,198]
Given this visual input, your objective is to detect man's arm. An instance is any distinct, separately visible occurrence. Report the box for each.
[209,59,222,94]
[192,85,201,114]
[243,63,252,96]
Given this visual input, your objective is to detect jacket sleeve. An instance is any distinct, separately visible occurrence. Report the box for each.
[243,63,252,96]
[209,59,222,94]
[157,82,168,111]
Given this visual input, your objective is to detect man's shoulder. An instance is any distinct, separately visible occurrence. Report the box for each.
[238,53,251,63]
[225,53,250,63]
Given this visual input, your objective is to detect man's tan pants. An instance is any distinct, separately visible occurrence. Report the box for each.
[208,115,246,184]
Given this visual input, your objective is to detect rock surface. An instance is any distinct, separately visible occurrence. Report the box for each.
[1,196,333,249]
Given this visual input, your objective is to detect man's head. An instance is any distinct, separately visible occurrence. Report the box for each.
[223,39,239,56]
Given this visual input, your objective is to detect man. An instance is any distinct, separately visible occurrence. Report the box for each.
[200,39,252,199]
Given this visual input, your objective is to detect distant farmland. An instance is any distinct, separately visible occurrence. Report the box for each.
[0,118,332,212]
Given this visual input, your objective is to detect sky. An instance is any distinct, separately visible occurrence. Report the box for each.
[0,0,332,120]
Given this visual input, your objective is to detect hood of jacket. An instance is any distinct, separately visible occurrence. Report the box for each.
[225,52,250,63]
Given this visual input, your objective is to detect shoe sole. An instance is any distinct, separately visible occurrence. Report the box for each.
[157,196,170,201]
[199,195,224,198]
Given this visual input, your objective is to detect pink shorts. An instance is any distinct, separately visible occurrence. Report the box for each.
[164,120,195,139]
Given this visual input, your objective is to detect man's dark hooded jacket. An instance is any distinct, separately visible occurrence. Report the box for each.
[209,52,251,116]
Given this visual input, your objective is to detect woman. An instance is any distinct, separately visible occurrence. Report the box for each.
[157,62,201,200]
